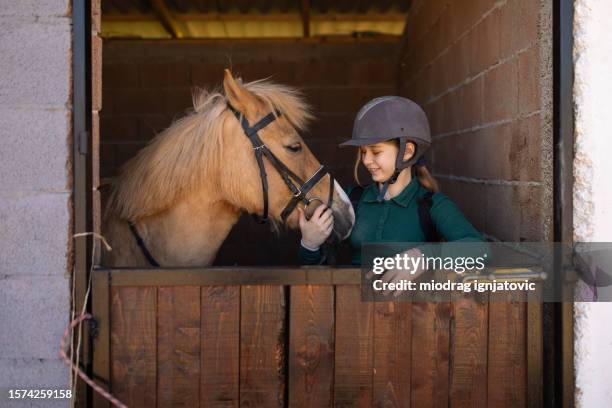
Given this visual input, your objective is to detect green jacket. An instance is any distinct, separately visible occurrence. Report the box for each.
[298,177,488,265]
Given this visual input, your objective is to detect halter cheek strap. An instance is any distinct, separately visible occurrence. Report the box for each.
[227,103,334,223]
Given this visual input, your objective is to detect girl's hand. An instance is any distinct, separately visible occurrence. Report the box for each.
[368,248,426,298]
[298,205,334,250]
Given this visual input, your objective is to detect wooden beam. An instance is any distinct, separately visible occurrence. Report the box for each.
[100,266,544,287]
[300,0,310,38]
[103,267,361,286]
[149,0,185,39]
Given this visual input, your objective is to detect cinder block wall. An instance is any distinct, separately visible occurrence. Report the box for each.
[0,0,72,397]
[573,0,612,404]
[399,0,553,241]
[101,39,399,265]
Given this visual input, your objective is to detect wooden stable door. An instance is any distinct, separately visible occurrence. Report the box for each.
[92,268,542,408]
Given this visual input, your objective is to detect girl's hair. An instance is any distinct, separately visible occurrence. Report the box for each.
[353,140,440,193]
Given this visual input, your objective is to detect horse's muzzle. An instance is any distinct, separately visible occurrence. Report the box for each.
[329,181,355,242]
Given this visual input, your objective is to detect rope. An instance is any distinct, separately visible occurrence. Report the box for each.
[73,232,112,252]
[60,314,128,408]
[67,232,126,406]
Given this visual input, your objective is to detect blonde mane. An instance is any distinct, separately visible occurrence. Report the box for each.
[106,79,313,221]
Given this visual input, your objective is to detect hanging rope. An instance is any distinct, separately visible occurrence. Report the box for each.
[65,232,126,407]
[60,313,127,408]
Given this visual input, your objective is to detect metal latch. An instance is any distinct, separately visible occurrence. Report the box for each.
[460,267,547,283]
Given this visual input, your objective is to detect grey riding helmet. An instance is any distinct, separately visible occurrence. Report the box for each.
[339,96,432,200]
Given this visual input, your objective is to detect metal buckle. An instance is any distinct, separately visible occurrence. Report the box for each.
[293,186,302,198]
[253,144,266,151]
[304,197,323,206]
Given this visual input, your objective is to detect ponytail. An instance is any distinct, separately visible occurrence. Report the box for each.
[415,164,439,193]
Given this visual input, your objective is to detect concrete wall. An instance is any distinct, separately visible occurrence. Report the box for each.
[0,0,72,404]
[573,0,612,406]
[399,0,553,241]
[100,39,399,265]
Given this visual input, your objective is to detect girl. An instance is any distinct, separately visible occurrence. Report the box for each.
[297,96,487,295]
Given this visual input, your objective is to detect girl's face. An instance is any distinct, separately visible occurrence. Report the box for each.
[360,141,399,182]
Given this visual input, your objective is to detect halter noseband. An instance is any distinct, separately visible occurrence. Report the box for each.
[128,103,335,267]
[227,103,334,223]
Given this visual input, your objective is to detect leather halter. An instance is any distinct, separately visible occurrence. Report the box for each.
[128,103,335,267]
[227,103,334,223]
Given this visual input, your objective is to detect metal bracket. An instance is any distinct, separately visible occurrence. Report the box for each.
[88,316,99,339]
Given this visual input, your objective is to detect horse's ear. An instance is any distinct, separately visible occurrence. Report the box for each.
[223,69,256,114]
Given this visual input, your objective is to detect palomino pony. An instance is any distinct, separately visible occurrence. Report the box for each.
[102,70,355,267]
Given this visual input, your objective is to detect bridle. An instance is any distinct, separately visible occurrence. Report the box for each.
[128,103,335,267]
[227,103,334,223]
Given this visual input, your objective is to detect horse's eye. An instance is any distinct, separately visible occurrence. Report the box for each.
[285,143,302,153]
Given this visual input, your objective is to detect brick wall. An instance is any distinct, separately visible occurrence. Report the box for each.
[101,39,399,264]
[399,0,552,241]
[0,0,72,397]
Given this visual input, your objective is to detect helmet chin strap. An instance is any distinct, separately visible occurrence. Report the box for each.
[376,169,401,202]
[375,140,424,202]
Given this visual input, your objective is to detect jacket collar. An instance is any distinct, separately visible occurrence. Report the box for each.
[362,176,421,207]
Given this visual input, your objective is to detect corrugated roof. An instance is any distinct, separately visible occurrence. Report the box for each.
[102,0,412,15]
[101,0,411,39]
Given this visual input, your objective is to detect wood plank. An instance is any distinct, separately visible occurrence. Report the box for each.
[201,286,240,407]
[487,295,527,407]
[410,301,451,408]
[110,286,157,408]
[449,292,488,408]
[240,285,286,407]
[157,286,201,407]
[527,290,543,408]
[334,285,374,407]
[92,270,110,408]
[289,285,334,407]
[109,267,361,286]
[562,301,573,408]
[372,301,412,408]
[107,267,530,286]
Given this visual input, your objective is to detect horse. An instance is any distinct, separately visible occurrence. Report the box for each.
[101,69,355,267]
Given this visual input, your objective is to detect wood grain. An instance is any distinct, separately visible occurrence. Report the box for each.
[372,301,412,408]
[410,301,451,408]
[201,285,240,407]
[240,285,286,407]
[449,292,488,407]
[289,285,335,407]
[110,286,157,408]
[488,294,527,407]
[334,285,374,407]
[158,286,201,407]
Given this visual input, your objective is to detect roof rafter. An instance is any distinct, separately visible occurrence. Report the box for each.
[300,0,310,37]
[148,0,185,38]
